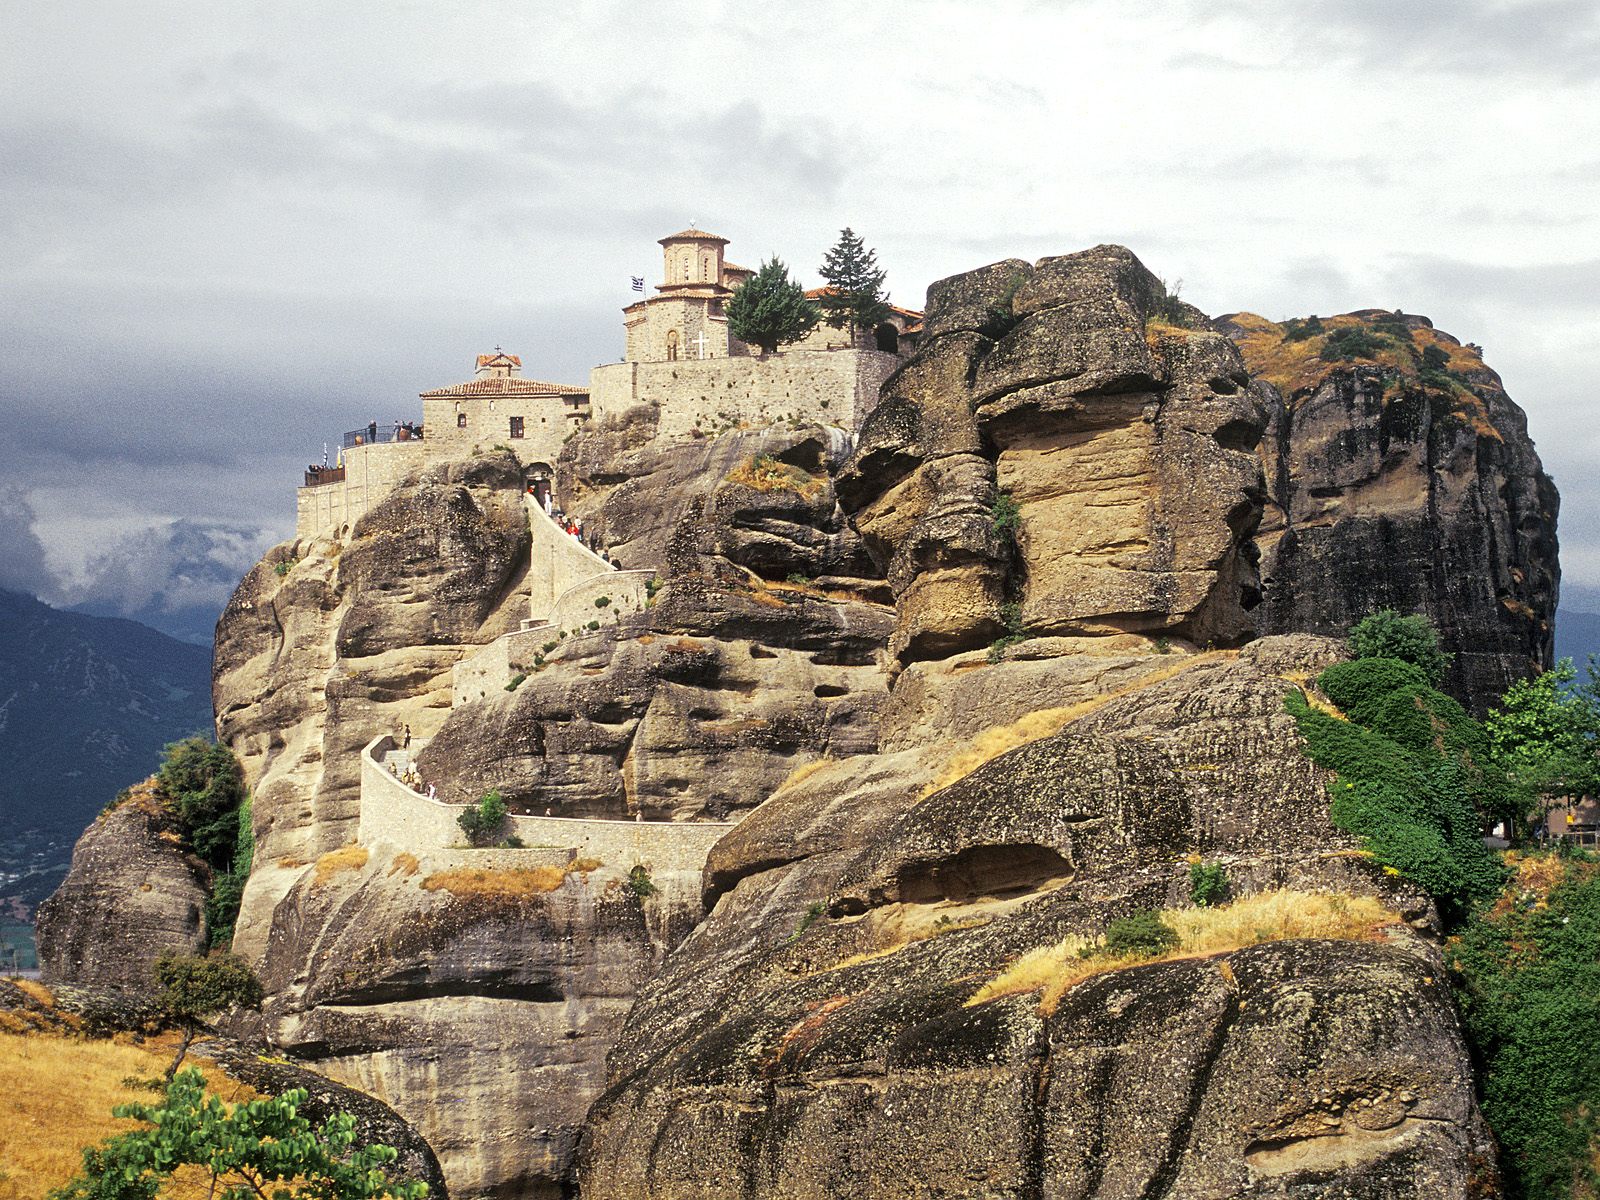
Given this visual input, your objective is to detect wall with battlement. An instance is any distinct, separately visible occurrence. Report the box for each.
[296,440,427,539]
[588,348,898,440]
[359,736,733,875]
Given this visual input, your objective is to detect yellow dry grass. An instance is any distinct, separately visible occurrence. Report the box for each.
[0,1027,255,1200]
[312,845,369,886]
[922,652,1232,797]
[387,852,419,878]
[570,857,603,875]
[967,889,1400,1015]
[773,756,837,795]
[421,864,570,897]
[724,454,825,499]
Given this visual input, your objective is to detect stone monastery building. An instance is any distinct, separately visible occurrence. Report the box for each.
[296,226,921,537]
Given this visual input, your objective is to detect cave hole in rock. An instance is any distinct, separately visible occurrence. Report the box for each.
[749,644,779,659]
[813,683,849,698]
[895,843,1073,905]
[1212,417,1260,453]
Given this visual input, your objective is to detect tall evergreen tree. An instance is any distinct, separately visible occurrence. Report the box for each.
[726,257,819,353]
[816,227,891,339]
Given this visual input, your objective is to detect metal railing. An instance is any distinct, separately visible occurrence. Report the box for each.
[341,423,423,449]
[303,466,346,488]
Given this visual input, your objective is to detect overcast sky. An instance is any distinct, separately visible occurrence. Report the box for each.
[3,0,1598,626]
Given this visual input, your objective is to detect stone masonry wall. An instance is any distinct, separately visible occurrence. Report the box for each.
[421,393,584,471]
[358,736,733,875]
[589,348,899,440]
[295,440,427,538]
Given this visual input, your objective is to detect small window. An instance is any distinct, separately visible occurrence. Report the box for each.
[456,412,467,428]
[509,416,524,439]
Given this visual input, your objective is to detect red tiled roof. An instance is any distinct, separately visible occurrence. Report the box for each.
[475,352,521,368]
[659,228,729,244]
[722,260,752,275]
[804,288,924,322]
[421,377,589,398]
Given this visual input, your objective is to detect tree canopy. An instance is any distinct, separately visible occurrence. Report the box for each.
[726,257,819,353]
[49,1068,429,1200]
[816,228,891,338]
[1348,608,1453,684]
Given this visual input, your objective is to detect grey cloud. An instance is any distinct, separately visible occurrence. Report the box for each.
[0,487,56,597]
[1381,255,1600,312]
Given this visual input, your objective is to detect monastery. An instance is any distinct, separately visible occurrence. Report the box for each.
[295,227,921,538]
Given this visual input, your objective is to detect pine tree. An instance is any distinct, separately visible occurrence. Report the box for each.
[726,257,819,354]
[816,227,891,340]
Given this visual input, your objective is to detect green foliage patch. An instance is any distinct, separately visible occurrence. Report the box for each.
[1188,862,1229,908]
[1102,910,1180,957]
[1348,608,1452,683]
[1449,857,1600,1200]
[457,790,508,847]
[49,1067,428,1199]
[727,256,819,353]
[1288,657,1503,914]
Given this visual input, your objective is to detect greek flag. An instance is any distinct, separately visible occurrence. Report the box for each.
[630,276,645,292]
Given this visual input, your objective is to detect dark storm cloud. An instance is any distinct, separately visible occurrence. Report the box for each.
[0,488,55,597]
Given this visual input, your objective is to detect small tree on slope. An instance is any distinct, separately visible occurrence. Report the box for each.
[816,227,891,340]
[726,257,819,353]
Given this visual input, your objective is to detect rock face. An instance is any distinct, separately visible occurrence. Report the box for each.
[838,247,1269,664]
[579,638,1498,1197]
[215,452,534,960]
[37,783,209,996]
[1225,310,1559,706]
[255,843,703,1200]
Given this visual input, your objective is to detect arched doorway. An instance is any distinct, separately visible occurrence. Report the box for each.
[874,323,899,353]
[666,330,680,361]
[526,463,554,512]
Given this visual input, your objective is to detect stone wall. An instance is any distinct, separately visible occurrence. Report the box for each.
[295,441,426,538]
[589,348,899,440]
[421,392,585,471]
[358,736,733,874]
[452,569,654,705]
[530,498,617,619]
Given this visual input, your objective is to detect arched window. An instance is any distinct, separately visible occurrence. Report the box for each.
[874,323,900,353]
[666,330,680,361]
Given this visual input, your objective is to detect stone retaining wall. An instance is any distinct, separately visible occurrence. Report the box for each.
[589,349,897,441]
[295,441,427,539]
[358,737,733,875]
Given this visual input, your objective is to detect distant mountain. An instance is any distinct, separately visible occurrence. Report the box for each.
[0,590,213,912]
[1556,606,1600,670]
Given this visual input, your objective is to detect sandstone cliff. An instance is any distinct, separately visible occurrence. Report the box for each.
[1223,310,1559,706]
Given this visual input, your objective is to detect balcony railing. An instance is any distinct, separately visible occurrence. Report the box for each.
[303,466,346,488]
[341,423,423,449]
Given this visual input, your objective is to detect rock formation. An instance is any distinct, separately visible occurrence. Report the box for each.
[37,243,1560,1198]
[36,781,209,997]
[1224,310,1559,706]
[838,246,1269,664]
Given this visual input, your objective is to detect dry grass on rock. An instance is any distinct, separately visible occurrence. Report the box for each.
[968,889,1400,1015]
[422,864,572,897]
[312,845,369,886]
[0,1022,253,1200]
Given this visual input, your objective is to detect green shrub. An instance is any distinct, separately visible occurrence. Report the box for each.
[987,600,1031,663]
[628,864,657,898]
[506,672,527,692]
[990,492,1021,539]
[457,790,508,847]
[1103,910,1179,957]
[541,640,558,653]
[1287,658,1504,913]
[158,737,246,871]
[1188,862,1228,908]
[585,619,601,631]
[1348,608,1452,683]
[1319,324,1388,362]
[153,950,263,1020]
[1281,315,1324,341]
[1449,857,1600,1200]
[204,795,253,949]
[595,595,611,608]
[49,1067,428,1200]
[1421,344,1451,372]
[788,901,826,943]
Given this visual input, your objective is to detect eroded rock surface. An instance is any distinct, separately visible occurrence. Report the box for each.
[580,637,1498,1198]
[37,786,209,997]
[839,246,1269,665]
[1226,310,1559,705]
[256,843,701,1200]
[215,452,533,959]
